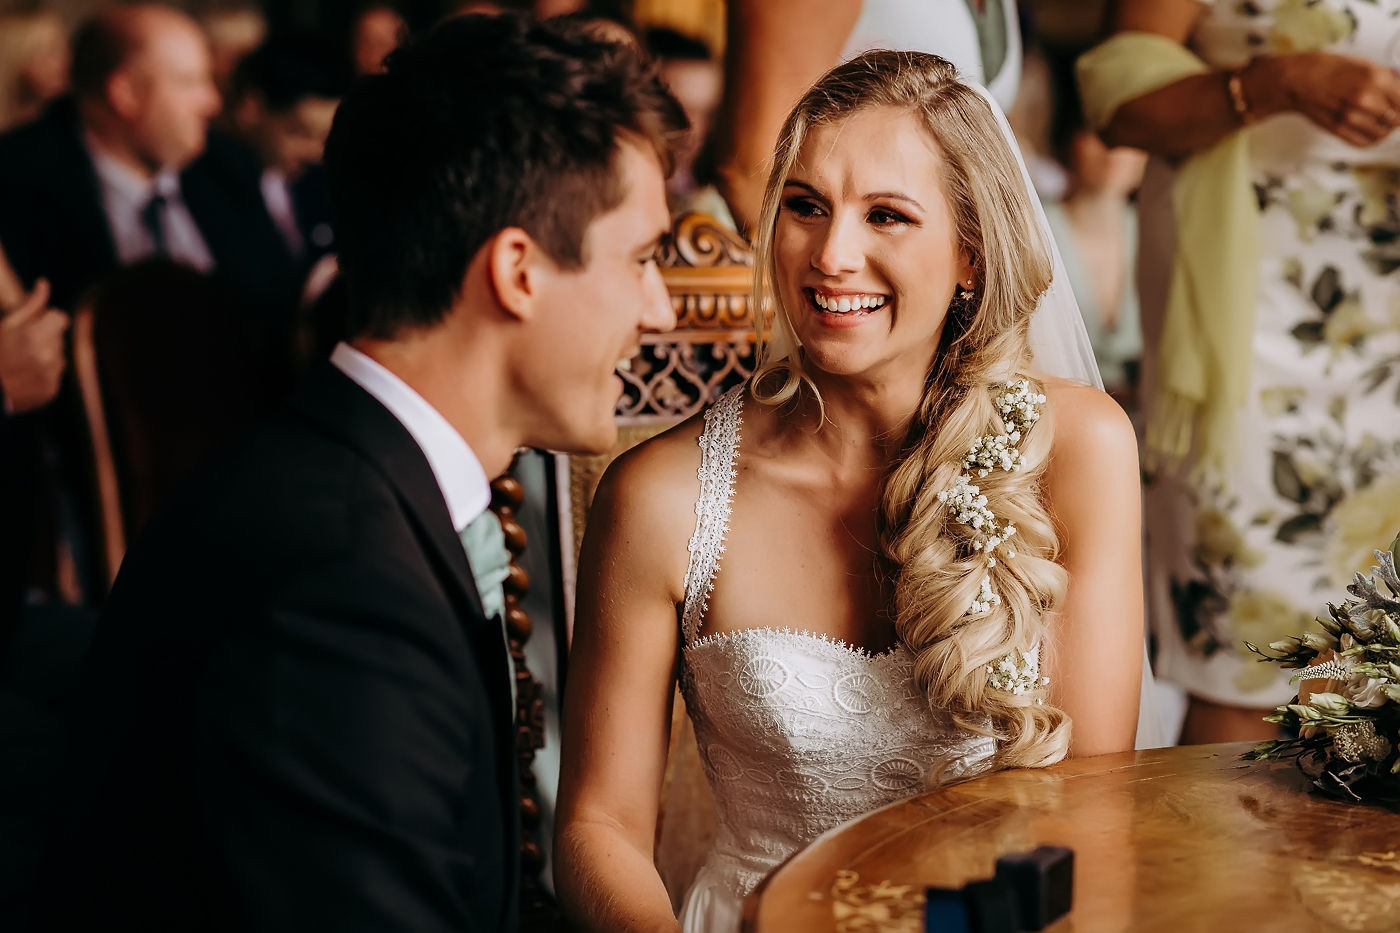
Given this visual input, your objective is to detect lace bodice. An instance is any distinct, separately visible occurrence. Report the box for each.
[677,387,996,906]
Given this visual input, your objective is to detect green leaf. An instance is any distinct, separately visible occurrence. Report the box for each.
[1361,244,1400,277]
[1362,363,1391,395]
[1272,451,1307,503]
[1276,513,1322,543]
[1290,320,1326,345]
[1311,265,1344,314]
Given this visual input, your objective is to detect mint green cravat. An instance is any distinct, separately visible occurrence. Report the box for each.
[458,510,517,716]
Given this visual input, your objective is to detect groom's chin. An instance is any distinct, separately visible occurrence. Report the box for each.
[535,417,618,459]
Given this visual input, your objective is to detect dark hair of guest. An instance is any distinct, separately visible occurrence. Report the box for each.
[231,32,346,113]
[69,10,141,100]
[322,11,686,340]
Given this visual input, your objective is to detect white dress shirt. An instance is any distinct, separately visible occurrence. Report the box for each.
[85,136,216,273]
[260,168,305,260]
[330,342,490,530]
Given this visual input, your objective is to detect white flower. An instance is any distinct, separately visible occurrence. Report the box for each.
[986,649,1043,695]
[940,380,1045,616]
[1349,677,1389,709]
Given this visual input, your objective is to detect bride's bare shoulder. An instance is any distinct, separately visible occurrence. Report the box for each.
[1036,376,1139,485]
[587,409,708,534]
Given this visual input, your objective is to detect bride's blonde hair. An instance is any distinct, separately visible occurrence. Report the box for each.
[750,50,1069,770]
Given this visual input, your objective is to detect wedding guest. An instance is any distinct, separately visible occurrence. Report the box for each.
[1080,0,1400,743]
[0,3,304,610]
[199,3,267,100]
[713,0,1021,234]
[556,50,1143,933]
[40,13,683,931]
[644,27,721,206]
[0,271,68,631]
[220,32,344,267]
[0,276,67,419]
[0,11,69,133]
[1041,69,1145,402]
[349,2,407,76]
[0,2,292,315]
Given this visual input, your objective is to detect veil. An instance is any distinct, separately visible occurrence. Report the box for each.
[968,81,1168,750]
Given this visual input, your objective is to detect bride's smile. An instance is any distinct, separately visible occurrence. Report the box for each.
[774,105,975,380]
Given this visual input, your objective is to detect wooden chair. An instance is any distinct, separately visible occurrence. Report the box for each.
[71,260,288,590]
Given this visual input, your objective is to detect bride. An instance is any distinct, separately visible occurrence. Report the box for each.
[555,50,1144,932]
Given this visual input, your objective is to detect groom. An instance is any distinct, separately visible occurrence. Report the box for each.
[43,13,681,932]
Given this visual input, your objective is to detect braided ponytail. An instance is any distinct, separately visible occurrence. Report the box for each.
[752,50,1071,770]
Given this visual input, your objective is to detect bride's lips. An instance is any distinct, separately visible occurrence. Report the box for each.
[805,288,891,329]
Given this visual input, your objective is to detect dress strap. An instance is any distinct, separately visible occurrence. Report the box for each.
[680,385,744,645]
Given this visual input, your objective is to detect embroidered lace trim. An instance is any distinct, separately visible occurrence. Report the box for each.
[688,625,902,664]
[681,385,744,646]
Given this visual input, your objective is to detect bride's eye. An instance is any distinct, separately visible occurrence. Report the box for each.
[868,207,912,227]
[782,196,825,219]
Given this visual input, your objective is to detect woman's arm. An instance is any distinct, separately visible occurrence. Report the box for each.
[711,0,861,234]
[1099,0,1400,156]
[1042,384,1143,757]
[554,435,698,932]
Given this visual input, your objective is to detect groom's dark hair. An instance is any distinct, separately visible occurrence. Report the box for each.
[323,11,686,339]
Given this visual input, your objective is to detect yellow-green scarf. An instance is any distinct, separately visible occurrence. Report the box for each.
[1077,32,1258,477]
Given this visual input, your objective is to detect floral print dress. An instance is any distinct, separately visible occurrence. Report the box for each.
[1144,0,1400,707]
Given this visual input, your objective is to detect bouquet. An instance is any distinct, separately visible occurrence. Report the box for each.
[1242,532,1400,806]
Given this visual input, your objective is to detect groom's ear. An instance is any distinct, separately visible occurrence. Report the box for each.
[485,227,554,323]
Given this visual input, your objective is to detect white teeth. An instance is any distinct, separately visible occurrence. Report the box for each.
[812,292,887,313]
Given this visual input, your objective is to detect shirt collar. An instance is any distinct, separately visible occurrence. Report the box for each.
[330,342,491,530]
[84,133,180,204]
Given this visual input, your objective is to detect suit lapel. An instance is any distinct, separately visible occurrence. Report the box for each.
[291,362,522,921]
[289,364,486,622]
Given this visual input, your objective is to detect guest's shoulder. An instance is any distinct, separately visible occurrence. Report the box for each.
[0,98,78,160]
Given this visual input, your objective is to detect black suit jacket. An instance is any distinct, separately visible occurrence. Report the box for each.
[43,364,520,932]
[0,99,300,325]
[192,134,337,277]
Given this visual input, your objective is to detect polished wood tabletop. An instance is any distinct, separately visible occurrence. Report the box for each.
[743,743,1400,932]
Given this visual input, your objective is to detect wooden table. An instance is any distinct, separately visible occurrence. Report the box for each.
[743,743,1400,932]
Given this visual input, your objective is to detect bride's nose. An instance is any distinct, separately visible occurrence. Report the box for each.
[810,213,864,276]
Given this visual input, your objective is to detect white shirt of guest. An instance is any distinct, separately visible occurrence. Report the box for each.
[260,167,305,260]
[329,342,490,532]
[85,135,216,273]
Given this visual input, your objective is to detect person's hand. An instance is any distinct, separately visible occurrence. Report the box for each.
[0,279,69,414]
[1276,52,1400,147]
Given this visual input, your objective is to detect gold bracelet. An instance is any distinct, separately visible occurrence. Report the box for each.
[1227,67,1254,125]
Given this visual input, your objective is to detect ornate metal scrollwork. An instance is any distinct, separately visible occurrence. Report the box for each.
[619,212,757,421]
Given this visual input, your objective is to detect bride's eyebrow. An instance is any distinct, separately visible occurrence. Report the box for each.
[864,191,924,210]
[782,178,825,198]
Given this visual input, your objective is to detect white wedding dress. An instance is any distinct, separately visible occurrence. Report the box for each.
[675,387,997,933]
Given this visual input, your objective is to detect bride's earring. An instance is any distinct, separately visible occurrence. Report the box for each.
[957,282,975,301]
